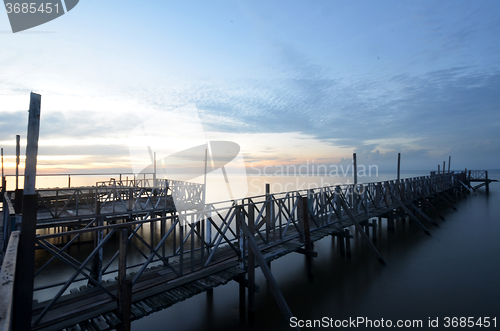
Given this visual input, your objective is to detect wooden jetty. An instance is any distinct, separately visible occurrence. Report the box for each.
[1,168,493,331]
[1,94,497,331]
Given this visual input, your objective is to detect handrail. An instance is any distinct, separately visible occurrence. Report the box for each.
[2,192,16,252]
[0,231,20,331]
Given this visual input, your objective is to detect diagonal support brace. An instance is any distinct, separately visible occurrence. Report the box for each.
[337,196,386,265]
[418,192,445,221]
[390,192,431,236]
[240,221,299,330]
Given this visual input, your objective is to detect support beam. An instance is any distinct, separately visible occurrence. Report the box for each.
[409,202,439,227]
[486,171,489,192]
[118,229,131,331]
[16,135,20,190]
[239,221,298,330]
[345,229,352,258]
[436,192,457,211]
[390,192,431,235]
[247,204,255,321]
[298,196,314,277]
[418,192,446,221]
[397,152,401,182]
[13,92,41,331]
[336,195,386,265]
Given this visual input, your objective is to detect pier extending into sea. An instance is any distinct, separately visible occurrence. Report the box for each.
[1,168,496,331]
[0,93,497,331]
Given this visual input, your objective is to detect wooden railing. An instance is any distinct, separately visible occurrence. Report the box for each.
[28,172,465,328]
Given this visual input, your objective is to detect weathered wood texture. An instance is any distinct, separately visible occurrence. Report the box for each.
[0,231,20,331]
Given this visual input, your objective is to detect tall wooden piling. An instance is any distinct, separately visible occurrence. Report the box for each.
[16,135,20,189]
[397,152,401,182]
[486,171,489,192]
[1,147,3,179]
[13,92,41,331]
[118,229,131,331]
[236,206,246,320]
[338,230,345,257]
[247,203,256,322]
[448,156,451,173]
[298,196,313,277]
[387,211,395,230]
[265,183,271,244]
[344,229,351,258]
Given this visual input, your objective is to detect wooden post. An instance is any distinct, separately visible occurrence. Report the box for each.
[128,187,133,211]
[265,183,271,244]
[16,135,20,190]
[14,188,23,214]
[344,229,351,258]
[91,201,103,283]
[448,156,451,173]
[247,203,256,322]
[118,228,131,331]
[13,92,41,331]
[298,196,313,277]
[239,220,298,330]
[486,171,489,192]
[338,230,345,257]
[397,152,401,182]
[438,165,440,175]
[443,161,445,176]
[387,211,395,230]
[352,153,358,212]
[236,206,246,320]
[153,152,157,188]
[353,153,357,185]
[371,219,377,242]
[1,147,3,179]
[68,174,71,188]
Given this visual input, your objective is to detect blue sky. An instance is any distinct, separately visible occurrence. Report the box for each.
[1,0,499,174]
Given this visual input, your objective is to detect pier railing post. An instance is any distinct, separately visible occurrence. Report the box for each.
[247,203,256,322]
[265,183,271,243]
[485,171,489,192]
[13,92,41,331]
[118,228,131,331]
[298,195,313,277]
[235,205,246,320]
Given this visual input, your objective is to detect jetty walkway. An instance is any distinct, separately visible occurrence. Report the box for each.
[1,169,495,331]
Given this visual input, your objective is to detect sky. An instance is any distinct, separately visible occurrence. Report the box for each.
[1,0,500,177]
